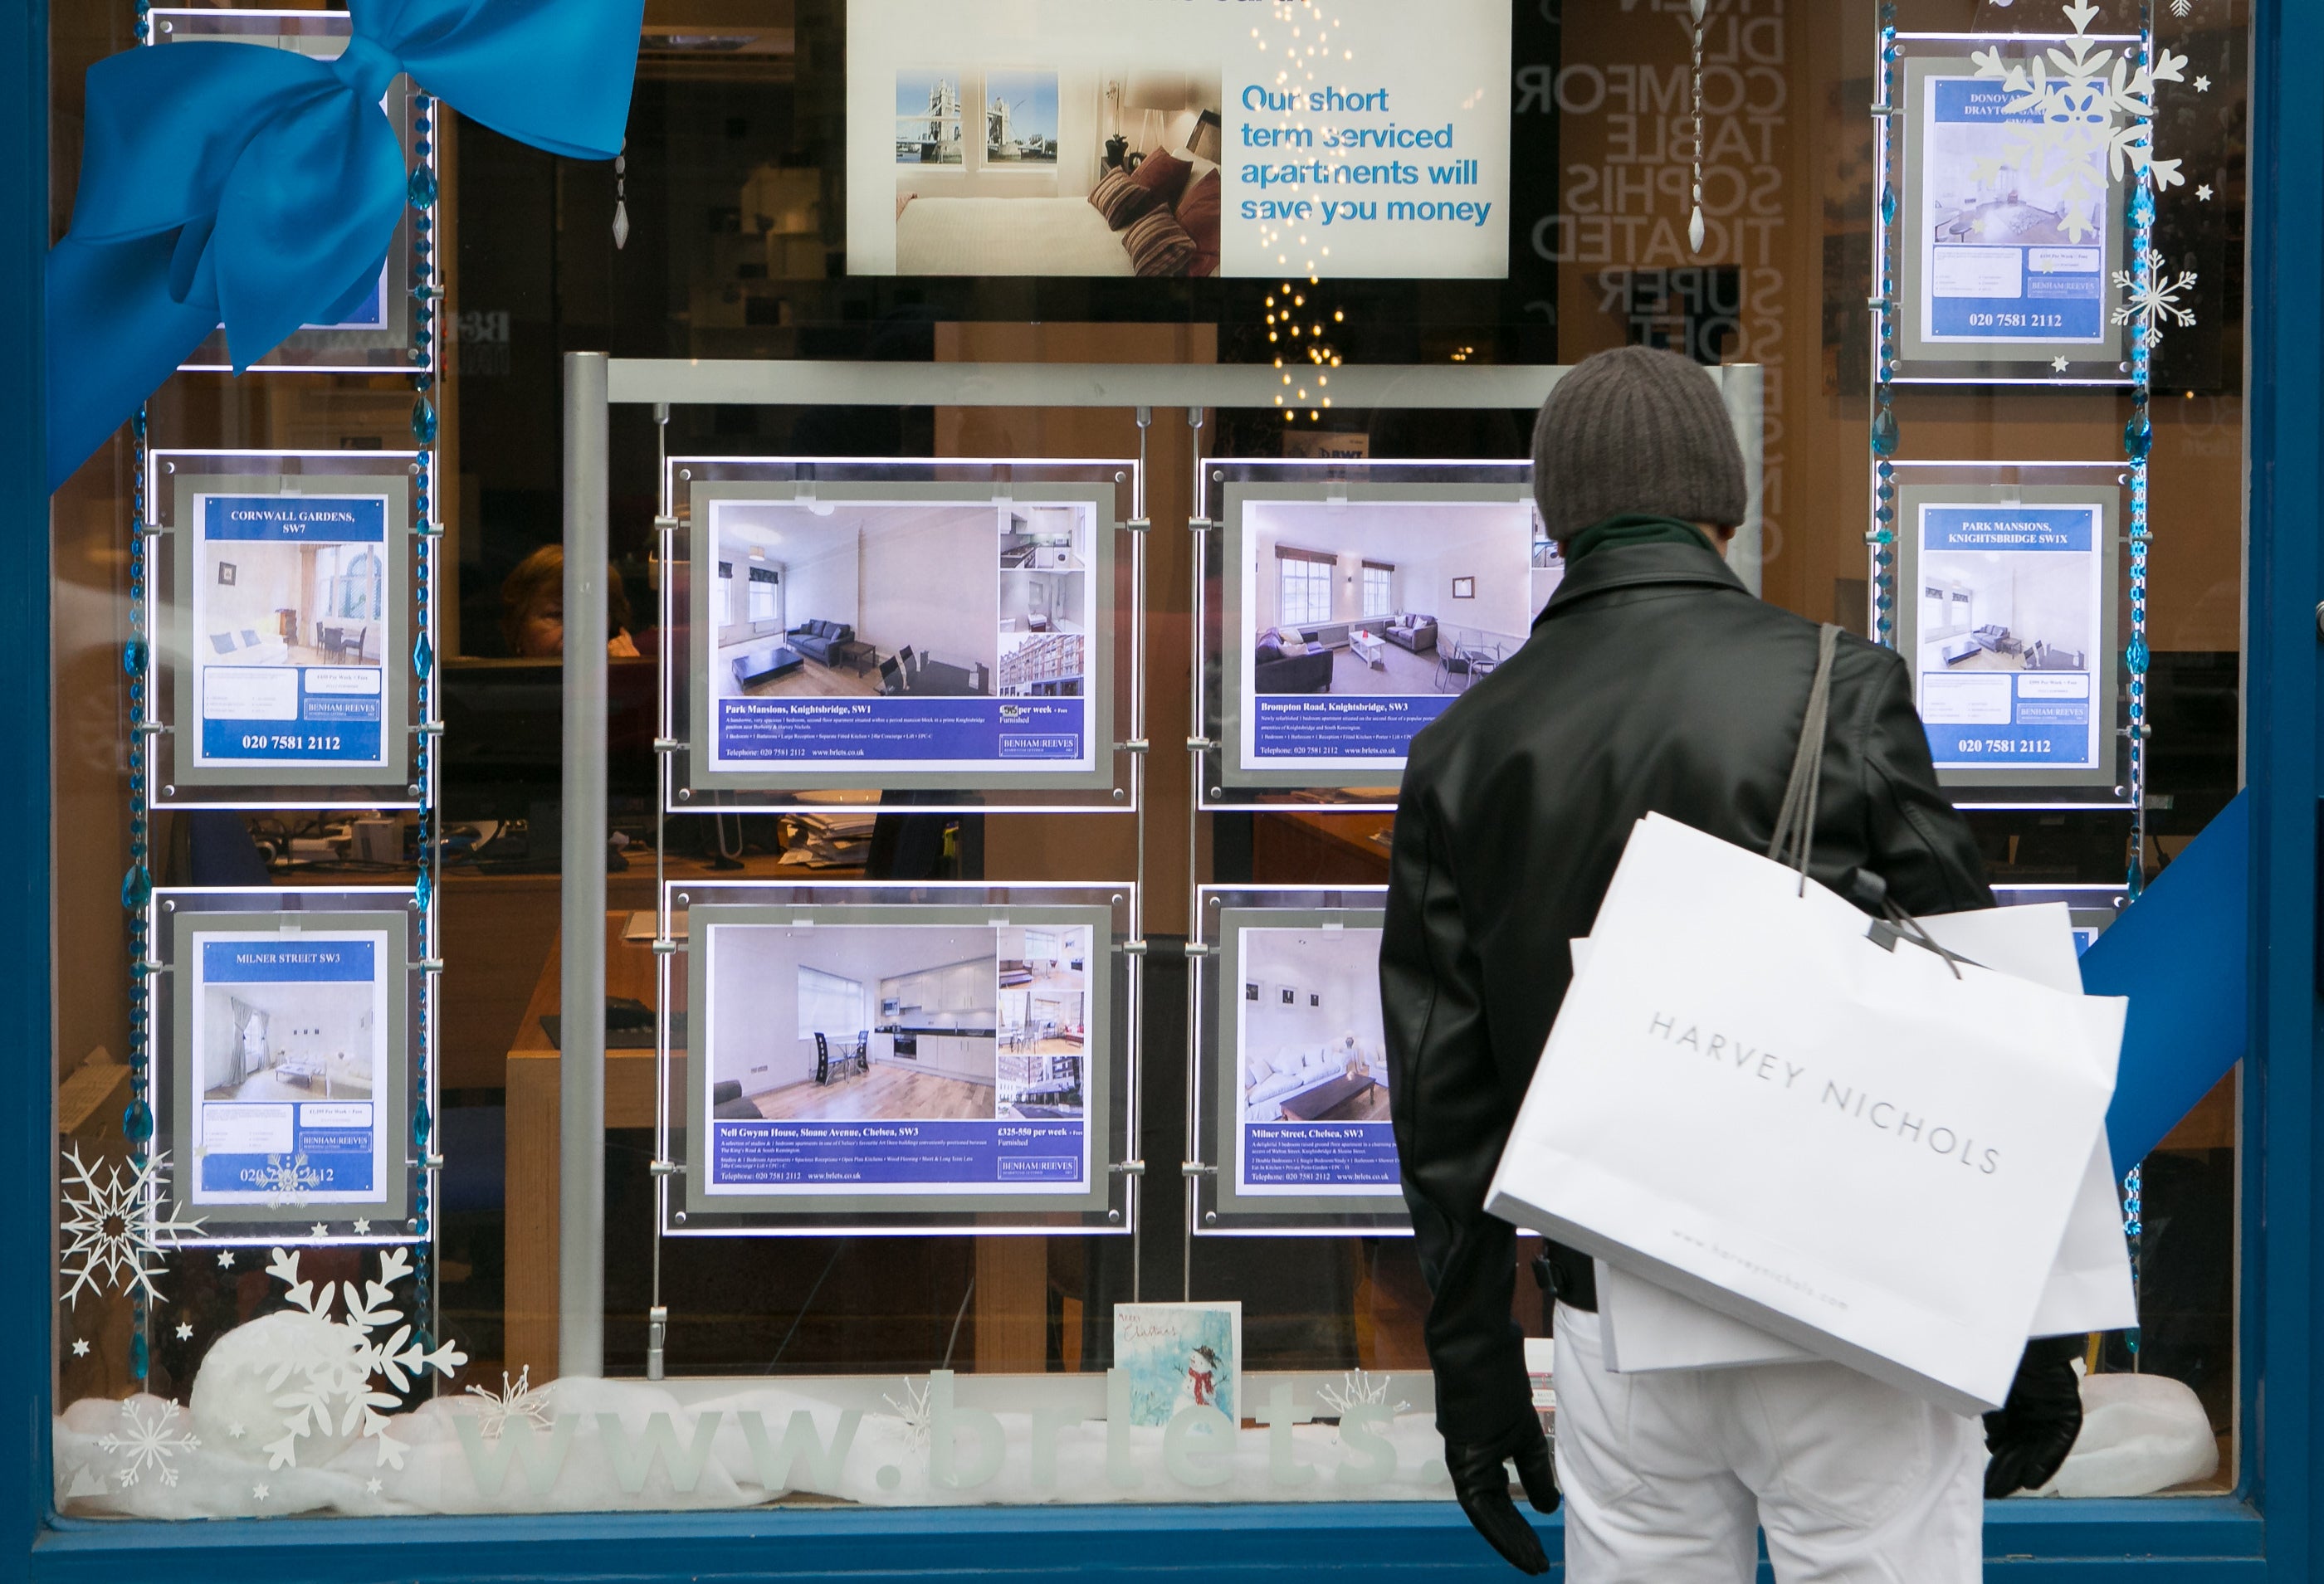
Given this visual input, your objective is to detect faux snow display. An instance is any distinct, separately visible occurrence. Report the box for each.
[2030,1372,2221,1499]
[57,1372,1455,1517]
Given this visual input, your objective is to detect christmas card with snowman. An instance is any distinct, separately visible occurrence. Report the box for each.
[1113,1301,1242,1427]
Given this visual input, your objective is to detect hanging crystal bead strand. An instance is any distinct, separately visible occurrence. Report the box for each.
[124,403,155,1384]
[1868,9,1902,648]
[1687,0,1707,254]
[134,0,150,44]
[407,85,442,1356]
[2124,29,2156,903]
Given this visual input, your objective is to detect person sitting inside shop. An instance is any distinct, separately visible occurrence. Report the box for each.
[499,543,642,659]
[1382,344,2085,1580]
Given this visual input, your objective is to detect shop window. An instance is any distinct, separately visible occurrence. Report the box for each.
[42,0,2254,1531]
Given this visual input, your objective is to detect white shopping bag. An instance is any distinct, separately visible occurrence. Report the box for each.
[1592,903,2136,1377]
[1487,812,2125,1417]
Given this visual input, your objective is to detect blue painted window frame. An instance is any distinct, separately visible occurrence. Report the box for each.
[3,0,2317,1576]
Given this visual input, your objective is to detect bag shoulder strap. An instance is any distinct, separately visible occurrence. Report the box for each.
[1765,623,1843,878]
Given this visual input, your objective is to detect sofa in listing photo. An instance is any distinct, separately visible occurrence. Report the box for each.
[785,618,857,664]
[1382,614,1437,654]
[1253,627,1335,695]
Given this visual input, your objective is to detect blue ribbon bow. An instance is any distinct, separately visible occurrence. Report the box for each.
[47,0,644,490]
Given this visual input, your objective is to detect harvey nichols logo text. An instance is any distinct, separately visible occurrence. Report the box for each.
[1646,1012,2001,1176]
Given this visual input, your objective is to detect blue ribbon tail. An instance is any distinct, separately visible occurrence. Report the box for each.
[2084,791,2249,1167]
[46,232,224,491]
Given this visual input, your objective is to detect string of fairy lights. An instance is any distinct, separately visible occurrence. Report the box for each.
[1248,2,1348,422]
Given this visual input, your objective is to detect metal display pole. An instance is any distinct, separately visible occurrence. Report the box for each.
[559,351,610,1378]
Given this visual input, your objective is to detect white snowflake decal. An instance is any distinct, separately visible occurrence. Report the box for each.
[253,1152,324,1207]
[95,1398,201,1488]
[1970,1,2189,241]
[881,1380,933,1456]
[2112,246,2200,343]
[259,1245,466,1471]
[59,1146,203,1307]
[1317,1370,1413,1420]
[461,1367,553,1441]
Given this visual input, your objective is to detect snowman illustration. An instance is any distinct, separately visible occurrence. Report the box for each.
[1186,1344,1221,1410]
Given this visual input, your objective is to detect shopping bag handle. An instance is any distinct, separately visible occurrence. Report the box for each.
[1765,622,1843,888]
[1763,625,1967,979]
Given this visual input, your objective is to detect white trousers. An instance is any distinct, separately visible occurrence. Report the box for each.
[1553,1303,1985,1584]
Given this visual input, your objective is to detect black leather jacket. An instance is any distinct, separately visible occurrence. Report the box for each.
[1382,539,1991,1445]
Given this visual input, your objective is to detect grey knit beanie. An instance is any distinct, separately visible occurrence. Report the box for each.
[1530,345,1747,541]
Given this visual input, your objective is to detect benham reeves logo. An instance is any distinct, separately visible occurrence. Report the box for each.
[1645,1011,2000,1177]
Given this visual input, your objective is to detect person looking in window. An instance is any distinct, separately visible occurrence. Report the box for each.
[1382,345,2083,1579]
[499,544,642,658]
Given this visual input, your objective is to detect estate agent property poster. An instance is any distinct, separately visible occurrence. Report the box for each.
[1226,486,1551,781]
[687,478,1116,792]
[1232,923,1397,1198]
[697,919,1096,1198]
[1901,56,2121,368]
[186,929,393,1211]
[183,490,398,778]
[1908,500,2108,776]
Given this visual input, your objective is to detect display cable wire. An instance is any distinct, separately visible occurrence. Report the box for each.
[650,401,674,1380]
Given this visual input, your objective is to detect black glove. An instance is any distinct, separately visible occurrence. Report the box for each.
[1982,1336,2086,1498]
[1445,1415,1560,1575]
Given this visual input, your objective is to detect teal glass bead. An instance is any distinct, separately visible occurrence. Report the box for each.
[2131,186,2155,226]
[131,1331,149,1377]
[413,631,434,679]
[408,165,438,209]
[123,639,147,675]
[120,863,152,910]
[2126,636,2150,675]
[411,395,439,444]
[2124,412,2152,460]
[415,865,432,912]
[1871,401,1900,458]
[413,1100,432,1150]
[123,1099,154,1143]
[1880,185,1897,227]
[2126,861,2146,899]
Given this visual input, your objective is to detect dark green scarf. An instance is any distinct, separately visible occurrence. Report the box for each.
[1563,512,1720,564]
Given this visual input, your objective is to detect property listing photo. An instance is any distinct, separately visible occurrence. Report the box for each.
[1236,925,1389,1125]
[1915,548,2097,676]
[194,521,388,676]
[706,924,1003,1124]
[1243,499,1550,699]
[200,975,379,1105]
[996,924,1088,991]
[998,504,1089,572]
[997,980,1087,1120]
[706,499,1003,704]
[883,60,1224,276]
